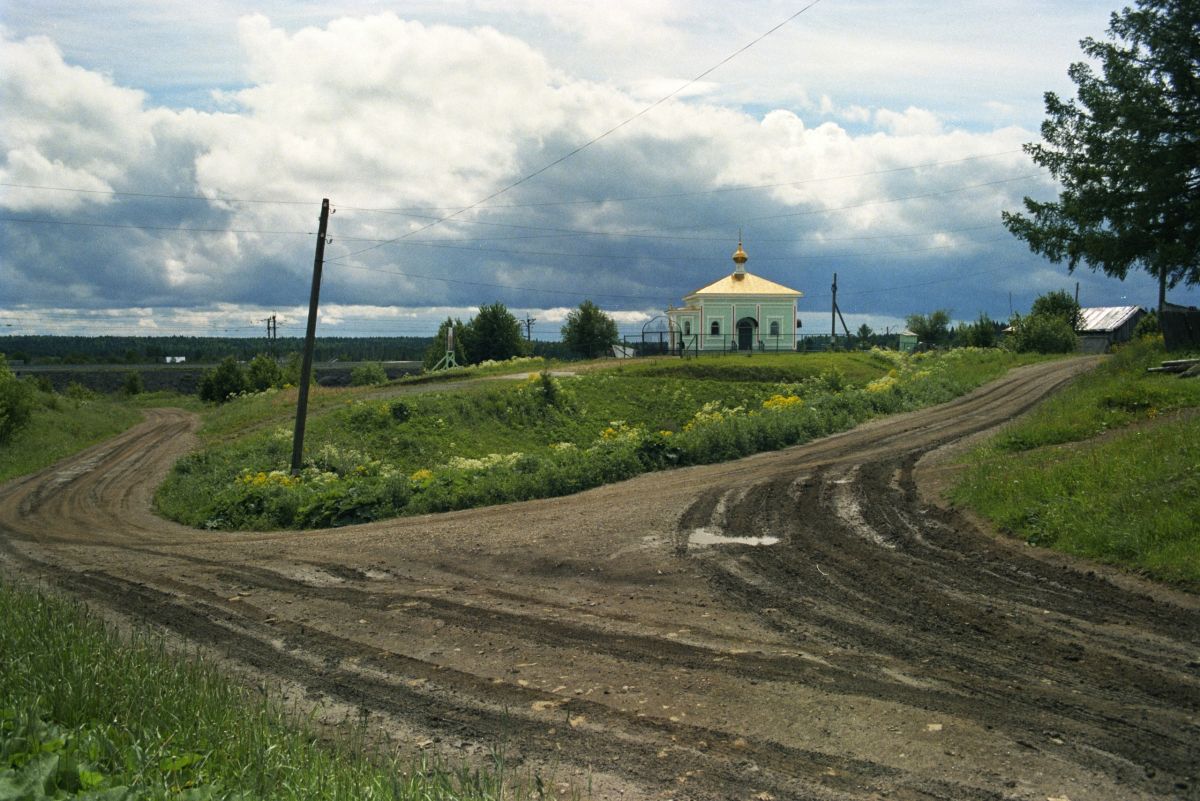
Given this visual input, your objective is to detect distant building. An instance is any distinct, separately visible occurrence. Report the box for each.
[667,240,802,353]
[897,330,919,353]
[1076,306,1145,353]
[163,356,187,364]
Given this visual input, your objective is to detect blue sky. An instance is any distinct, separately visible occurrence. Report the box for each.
[1,1,1192,340]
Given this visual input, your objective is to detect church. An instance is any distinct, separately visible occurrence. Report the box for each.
[666,240,803,352]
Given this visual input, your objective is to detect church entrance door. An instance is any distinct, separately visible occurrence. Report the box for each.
[736,317,757,351]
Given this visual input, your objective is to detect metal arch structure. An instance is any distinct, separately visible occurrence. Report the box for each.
[640,315,672,356]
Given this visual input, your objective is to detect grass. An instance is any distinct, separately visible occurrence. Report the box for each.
[951,337,1200,587]
[0,580,538,801]
[157,348,1047,530]
[0,391,143,485]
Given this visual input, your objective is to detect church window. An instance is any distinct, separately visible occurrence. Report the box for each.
[710,320,720,336]
[683,320,691,335]
[769,320,780,336]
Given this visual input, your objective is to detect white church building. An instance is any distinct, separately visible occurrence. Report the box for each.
[667,240,803,352]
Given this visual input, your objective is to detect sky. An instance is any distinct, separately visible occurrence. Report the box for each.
[2,0,1193,341]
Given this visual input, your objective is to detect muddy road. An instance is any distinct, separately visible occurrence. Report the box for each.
[2,359,1197,800]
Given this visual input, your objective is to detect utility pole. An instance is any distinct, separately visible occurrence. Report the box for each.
[522,315,536,342]
[290,199,331,475]
[831,273,838,350]
[264,314,277,355]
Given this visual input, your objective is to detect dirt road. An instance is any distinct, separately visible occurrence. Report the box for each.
[2,359,1197,800]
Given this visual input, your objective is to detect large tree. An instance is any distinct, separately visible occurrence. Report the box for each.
[1002,0,1200,314]
[905,310,952,347]
[463,302,526,364]
[561,300,619,359]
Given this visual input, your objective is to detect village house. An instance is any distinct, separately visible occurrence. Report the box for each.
[667,240,803,353]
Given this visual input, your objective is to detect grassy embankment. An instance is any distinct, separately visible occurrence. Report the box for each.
[0,581,526,801]
[951,338,1200,587]
[0,388,186,485]
[158,348,1045,530]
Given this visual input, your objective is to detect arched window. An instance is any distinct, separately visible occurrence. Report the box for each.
[769,320,780,336]
[710,320,720,336]
[683,320,691,335]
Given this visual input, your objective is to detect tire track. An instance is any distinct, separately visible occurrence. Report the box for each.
[2,358,1197,800]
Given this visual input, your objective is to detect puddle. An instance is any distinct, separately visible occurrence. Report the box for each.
[688,527,780,548]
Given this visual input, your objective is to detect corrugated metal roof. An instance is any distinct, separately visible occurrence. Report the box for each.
[1078,306,1143,333]
[685,270,802,299]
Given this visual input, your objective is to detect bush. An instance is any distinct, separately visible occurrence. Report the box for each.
[246,353,282,392]
[1134,309,1160,339]
[0,354,36,443]
[64,381,97,402]
[350,362,388,386]
[1006,314,1078,353]
[121,371,144,396]
[199,356,247,403]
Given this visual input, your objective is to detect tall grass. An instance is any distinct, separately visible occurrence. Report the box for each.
[952,337,1200,587]
[0,581,526,800]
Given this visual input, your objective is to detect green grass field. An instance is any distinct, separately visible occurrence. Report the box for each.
[952,338,1200,587]
[0,581,530,801]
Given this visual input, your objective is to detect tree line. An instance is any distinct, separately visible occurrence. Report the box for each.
[0,335,434,365]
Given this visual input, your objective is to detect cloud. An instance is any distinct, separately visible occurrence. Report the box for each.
[1,10,1192,339]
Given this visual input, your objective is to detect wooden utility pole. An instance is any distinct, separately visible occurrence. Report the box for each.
[831,273,838,349]
[522,315,536,342]
[290,199,330,475]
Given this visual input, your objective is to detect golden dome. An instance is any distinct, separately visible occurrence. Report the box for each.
[732,240,748,265]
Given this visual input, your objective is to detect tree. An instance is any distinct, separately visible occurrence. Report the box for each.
[0,354,36,443]
[198,356,247,403]
[1030,289,1083,329]
[905,310,952,347]
[1002,1,1200,314]
[246,353,282,392]
[463,303,526,364]
[960,313,999,348]
[855,323,874,349]
[561,300,619,359]
[350,363,388,386]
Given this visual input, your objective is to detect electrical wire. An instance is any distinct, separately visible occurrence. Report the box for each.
[324,1,826,265]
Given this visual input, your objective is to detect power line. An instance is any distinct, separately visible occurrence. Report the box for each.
[339,149,1026,214]
[325,1,826,265]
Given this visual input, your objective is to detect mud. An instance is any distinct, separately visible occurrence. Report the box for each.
[2,359,1197,800]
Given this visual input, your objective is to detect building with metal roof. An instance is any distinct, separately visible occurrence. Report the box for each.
[666,241,802,353]
[1077,305,1145,353]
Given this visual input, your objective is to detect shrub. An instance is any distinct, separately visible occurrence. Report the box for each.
[199,356,247,403]
[1134,309,1160,339]
[121,371,144,396]
[1006,313,1078,353]
[350,362,388,386]
[0,354,36,443]
[65,381,97,402]
[390,400,411,422]
[246,353,282,392]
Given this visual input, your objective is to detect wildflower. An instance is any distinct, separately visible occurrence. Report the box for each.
[762,394,803,411]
